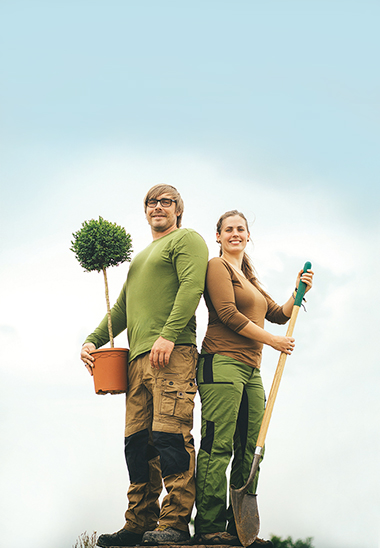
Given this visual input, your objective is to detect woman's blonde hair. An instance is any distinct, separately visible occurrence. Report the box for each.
[216,210,270,298]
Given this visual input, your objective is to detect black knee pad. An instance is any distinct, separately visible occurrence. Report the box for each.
[152,431,190,477]
[124,429,159,483]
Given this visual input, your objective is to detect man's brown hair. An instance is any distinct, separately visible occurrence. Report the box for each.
[144,184,184,228]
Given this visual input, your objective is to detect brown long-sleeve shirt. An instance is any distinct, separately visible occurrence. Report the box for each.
[202,257,289,368]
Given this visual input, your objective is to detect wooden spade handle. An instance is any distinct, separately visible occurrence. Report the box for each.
[256,306,300,448]
[256,261,311,449]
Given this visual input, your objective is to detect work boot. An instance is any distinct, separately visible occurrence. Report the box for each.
[194,532,239,545]
[248,539,274,547]
[97,526,143,547]
[227,519,273,547]
[142,526,190,545]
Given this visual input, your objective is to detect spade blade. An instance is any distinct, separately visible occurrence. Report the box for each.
[230,488,260,547]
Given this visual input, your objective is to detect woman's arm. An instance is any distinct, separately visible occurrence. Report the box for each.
[206,258,295,355]
[238,321,295,354]
[206,258,251,332]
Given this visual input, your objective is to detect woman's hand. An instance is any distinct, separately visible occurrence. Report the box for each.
[270,335,295,355]
[81,342,96,375]
[296,268,314,293]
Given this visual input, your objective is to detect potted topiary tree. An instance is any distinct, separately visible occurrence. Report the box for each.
[71,216,133,394]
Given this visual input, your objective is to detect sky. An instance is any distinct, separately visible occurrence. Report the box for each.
[1,1,379,547]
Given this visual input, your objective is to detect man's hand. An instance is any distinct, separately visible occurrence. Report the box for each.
[81,342,96,375]
[149,337,175,369]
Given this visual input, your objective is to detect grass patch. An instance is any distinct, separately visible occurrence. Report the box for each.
[73,531,98,548]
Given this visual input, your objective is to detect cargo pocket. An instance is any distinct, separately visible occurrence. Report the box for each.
[160,380,197,422]
[160,383,177,416]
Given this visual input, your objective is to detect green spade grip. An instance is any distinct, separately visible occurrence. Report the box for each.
[294,261,312,307]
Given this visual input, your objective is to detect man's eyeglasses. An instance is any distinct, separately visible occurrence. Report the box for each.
[146,199,177,208]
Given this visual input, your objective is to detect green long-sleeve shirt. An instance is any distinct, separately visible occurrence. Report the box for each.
[85,228,208,362]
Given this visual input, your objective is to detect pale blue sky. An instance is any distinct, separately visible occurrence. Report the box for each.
[1,2,379,548]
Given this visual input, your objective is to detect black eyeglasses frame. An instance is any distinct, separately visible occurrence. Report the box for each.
[145,198,177,208]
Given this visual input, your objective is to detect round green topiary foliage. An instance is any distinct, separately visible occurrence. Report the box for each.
[71,216,132,272]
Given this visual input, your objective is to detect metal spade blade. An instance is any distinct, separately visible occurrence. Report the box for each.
[230,451,261,546]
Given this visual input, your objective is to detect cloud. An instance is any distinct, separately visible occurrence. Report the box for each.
[1,148,379,548]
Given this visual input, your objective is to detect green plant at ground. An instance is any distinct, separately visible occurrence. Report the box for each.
[73,531,98,548]
[270,535,314,548]
[71,216,132,347]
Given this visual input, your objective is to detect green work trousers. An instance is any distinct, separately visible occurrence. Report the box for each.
[195,353,265,534]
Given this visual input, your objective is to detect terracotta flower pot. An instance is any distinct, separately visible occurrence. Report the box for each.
[90,347,129,395]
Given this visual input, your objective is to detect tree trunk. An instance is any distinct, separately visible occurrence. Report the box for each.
[102,266,114,348]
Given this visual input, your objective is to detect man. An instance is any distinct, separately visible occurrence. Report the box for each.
[81,184,208,546]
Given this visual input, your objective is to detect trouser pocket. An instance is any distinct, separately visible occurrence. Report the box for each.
[159,379,197,422]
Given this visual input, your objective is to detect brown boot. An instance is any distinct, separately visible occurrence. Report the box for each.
[142,526,191,545]
[97,526,143,547]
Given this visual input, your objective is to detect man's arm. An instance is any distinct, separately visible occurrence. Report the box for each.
[80,280,128,374]
[149,231,208,368]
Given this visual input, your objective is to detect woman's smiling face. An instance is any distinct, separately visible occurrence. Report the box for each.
[217,214,250,255]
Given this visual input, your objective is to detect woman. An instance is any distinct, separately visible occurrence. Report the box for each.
[195,210,313,545]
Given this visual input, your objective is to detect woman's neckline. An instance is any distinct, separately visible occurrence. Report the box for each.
[221,258,248,280]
